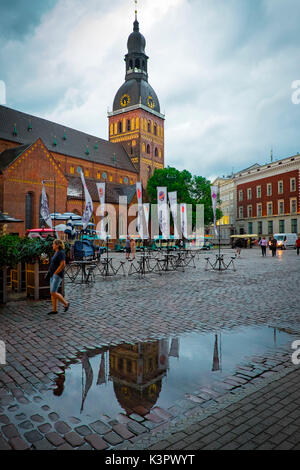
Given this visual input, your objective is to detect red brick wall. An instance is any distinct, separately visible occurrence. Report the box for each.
[237,169,299,217]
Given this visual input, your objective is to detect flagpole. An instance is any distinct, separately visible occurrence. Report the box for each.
[54,175,56,230]
[218,182,221,270]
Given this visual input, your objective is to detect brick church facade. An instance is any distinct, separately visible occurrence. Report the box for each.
[0,13,164,237]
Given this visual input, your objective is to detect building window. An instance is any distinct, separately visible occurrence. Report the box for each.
[239,206,243,218]
[147,121,151,133]
[256,186,261,198]
[279,220,285,233]
[155,147,158,157]
[84,170,89,177]
[154,124,157,136]
[267,183,272,196]
[258,221,263,235]
[25,192,34,230]
[146,144,150,154]
[290,198,297,214]
[248,222,253,234]
[247,205,252,218]
[278,200,284,215]
[267,202,273,216]
[97,172,101,179]
[247,188,252,200]
[278,180,283,194]
[118,122,122,133]
[127,119,131,131]
[291,219,298,233]
[70,166,75,174]
[268,220,273,235]
[257,203,262,217]
[238,190,243,202]
[290,177,296,192]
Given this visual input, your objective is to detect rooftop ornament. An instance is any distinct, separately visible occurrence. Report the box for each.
[85,146,90,155]
[53,136,57,146]
[28,121,32,131]
[12,124,17,136]
[63,130,67,140]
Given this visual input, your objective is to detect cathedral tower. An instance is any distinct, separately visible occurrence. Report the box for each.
[108,10,165,189]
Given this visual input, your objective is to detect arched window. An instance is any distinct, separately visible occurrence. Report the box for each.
[154,124,157,136]
[155,147,158,157]
[146,144,150,154]
[147,121,151,133]
[118,121,122,133]
[135,58,140,69]
[25,192,34,230]
[127,119,131,131]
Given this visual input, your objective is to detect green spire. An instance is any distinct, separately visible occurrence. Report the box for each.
[85,145,90,155]
[94,142,98,150]
[13,123,17,136]
[53,136,57,146]
[27,121,32,131]
[63,130,67,140]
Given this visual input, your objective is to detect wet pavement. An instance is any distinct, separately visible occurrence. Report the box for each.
[0,247,300,450]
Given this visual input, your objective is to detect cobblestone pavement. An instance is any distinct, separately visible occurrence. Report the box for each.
[0,248,299,450]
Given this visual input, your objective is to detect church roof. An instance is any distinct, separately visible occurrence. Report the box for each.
[0,143,31,172]
[113,78,160,114]
[67,176,137,204]
[0,105,137,173]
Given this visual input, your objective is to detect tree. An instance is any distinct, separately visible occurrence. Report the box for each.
[147,167,222,228]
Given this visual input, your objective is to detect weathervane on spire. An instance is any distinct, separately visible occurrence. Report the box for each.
[135,0,138,20]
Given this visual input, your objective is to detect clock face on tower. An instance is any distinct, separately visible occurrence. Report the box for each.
[147,95,155,109]
[120,93,130,107]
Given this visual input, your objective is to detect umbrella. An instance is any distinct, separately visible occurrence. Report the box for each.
[54,224,67,232]
[0,212,23,223]
[60,212,82,220]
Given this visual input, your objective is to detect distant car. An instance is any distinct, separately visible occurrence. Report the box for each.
[26,228,58,239]
[200,242,213,250]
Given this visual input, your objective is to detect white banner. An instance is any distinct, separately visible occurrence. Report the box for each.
[96,182,106,239]
[40,182,52,228]
[157,187,169,239]
[180,203,187,239]
[168,191,179,239]
[211,185,218,236]
[143,203,150,239]
[80,171,93,230]
[136,182,143,239]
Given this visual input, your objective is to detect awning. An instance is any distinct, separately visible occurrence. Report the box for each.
[0,212,23,223]
[230,234,258,238]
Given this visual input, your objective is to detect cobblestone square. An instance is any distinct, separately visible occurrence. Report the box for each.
[0,247,299,450]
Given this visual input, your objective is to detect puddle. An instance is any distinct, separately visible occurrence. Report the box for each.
[44,325,297,419]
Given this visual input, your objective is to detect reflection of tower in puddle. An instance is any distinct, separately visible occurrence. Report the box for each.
[212,334,222,372]
[109,339,171,416]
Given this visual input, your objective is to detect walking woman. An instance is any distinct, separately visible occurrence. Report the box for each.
[259,236,268,257]
[47,239,70,315]
[130,237,136,261]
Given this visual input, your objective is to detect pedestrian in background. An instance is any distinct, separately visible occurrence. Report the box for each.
[296,236,300,255]
[235,238,242,258]
[270,236,277,257]
[259,236,268,257]
[125,235,131,260]
[130,237,136,261]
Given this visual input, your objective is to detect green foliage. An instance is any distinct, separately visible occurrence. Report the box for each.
[147,167,223,227]
[0,236,70,268]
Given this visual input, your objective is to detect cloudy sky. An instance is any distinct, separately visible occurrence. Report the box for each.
[1,0,300,181]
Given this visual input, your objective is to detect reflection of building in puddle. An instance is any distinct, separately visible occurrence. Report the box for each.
[109,340,171,416]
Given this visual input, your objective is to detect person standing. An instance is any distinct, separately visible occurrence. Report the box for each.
[270,236,277,257]
[130,237,136,261]
[235,238,242,258]
[259,236,268,257]
[47,239,70,315]
[296,235,300,255]
[125,235,131,260]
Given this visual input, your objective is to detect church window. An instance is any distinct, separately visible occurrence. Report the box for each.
[146,144,150,154]
[118,121,122,133]
[127,119,131,131]
[129,59,133,69]
[122,118,126,132]
[85,170,89,177]
[147,121,151,133]
[110,124,113,136]
[155,147,158,157]
[136,117,139,129]
[114,123,117,134]
[97,172,101,179]
[25,192,34,230]
[154,124,157,136]
[131,118,135,130]
[142,60,145,69]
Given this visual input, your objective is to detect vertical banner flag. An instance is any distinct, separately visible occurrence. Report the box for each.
[80,353,93,412]
[143,203,150,239]
[168,191,179,238]
[80,170,93,230]
[40,182,52,228]
[158,339,169,370]
[180,203,187,239]
[211,185,218,236]
[212,334,220,372]
[157,187,169,239]
[136,182,143,239]
[97,354,106,385]
[96,182,106,239]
